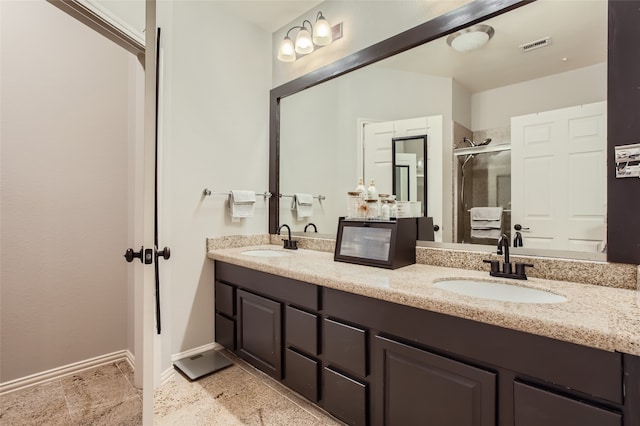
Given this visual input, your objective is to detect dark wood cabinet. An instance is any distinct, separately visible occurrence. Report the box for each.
[214,261,639,426]
[514,381,622,426]
[372,335,496,426]
[237,289,282,378]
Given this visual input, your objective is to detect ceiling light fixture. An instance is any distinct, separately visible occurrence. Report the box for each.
[446,24,495,53]
[277,11,342,63]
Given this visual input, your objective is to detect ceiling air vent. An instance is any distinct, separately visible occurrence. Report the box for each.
[519,36,551,53]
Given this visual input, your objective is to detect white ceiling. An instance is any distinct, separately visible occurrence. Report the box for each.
[220,0,607,93]
[376,0,608,93]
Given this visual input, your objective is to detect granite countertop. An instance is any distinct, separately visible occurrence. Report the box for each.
[207,244,640,356]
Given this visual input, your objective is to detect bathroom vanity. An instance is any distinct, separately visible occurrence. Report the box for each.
[209,246,640,426]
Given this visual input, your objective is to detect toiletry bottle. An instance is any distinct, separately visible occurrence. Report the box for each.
[381,200,390,220]
[367,179,378,200]
[355,177,366,195]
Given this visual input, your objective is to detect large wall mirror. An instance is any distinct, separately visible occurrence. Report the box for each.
[270,0,638,263]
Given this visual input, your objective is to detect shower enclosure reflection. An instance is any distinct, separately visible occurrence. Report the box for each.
[455,142,511,244]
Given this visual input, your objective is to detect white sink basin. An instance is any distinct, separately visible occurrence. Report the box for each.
[241,249,293,258]
[434,280,567,304]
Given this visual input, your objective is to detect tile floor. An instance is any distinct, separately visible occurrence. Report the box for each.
[0,360,141,425]
[1,351,343,425]
[155,350,342,425]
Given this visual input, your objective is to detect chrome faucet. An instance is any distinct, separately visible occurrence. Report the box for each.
[304,223,318,233]
[277,224,298,250]
[483,233,533,279]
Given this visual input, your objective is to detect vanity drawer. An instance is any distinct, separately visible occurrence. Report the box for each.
[285,348,319,402]
[216,261,319,310]
[215,313,235,350]
[323,367,367,426]
[514,382,622,426]
[324,318,367,377]
[286,306,318,355]
[215,281,235,317]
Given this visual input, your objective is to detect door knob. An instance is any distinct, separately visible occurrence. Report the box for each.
[514,224,530,231]
[124,246,144,263]
[433,224,440,232]
[124,246,153,264]
[156,247,171,260]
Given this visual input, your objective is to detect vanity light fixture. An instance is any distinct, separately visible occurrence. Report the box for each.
[277,11,341,62]
[446,24,495,53]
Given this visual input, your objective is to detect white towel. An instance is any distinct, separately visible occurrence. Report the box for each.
[229,190,256,219]
[470,207,503,240]
[293,193,314,218]
[470,207,503,222]
[470,228,502,240]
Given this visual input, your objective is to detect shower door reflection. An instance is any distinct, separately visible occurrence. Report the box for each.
[455,147,511,244]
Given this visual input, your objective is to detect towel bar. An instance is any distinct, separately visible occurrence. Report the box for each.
[467,209,511,213]
[279,194,326,201]
[202,189,272,199]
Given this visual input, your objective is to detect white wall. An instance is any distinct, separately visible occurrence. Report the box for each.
[471,63,607,131]
[272,0,471,87]
[280,66,453,235]
[156,1,271,373]
[0,0,141,382]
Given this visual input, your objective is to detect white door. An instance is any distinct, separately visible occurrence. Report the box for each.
[363,121,395,195]
[511,102,606,252]
[362,116,443,241]
[33,2,156,424]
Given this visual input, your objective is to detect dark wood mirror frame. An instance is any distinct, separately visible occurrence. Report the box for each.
[270,0,640,264]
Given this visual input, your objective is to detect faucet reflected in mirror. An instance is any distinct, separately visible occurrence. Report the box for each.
[304,223,318,233]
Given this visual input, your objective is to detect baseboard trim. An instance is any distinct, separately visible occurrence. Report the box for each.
[0,350,130,395]
[170,342,222,362]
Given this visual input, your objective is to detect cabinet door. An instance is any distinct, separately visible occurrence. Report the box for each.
[514,382,622,426]
[373,335,496,426]
[237,290,282,378]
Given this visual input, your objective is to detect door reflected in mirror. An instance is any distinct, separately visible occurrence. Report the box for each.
[392,135,427,216]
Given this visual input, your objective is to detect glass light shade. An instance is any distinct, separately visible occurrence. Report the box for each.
[313,17,332,46]
[295,28,314,54]
[450,31,490,52]
[277,37,296,62]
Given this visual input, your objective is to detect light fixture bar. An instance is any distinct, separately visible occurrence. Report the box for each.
[277,11,342,63]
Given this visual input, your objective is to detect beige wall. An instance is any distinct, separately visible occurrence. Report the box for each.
[0,0,141,382]
[156,1,272,373]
